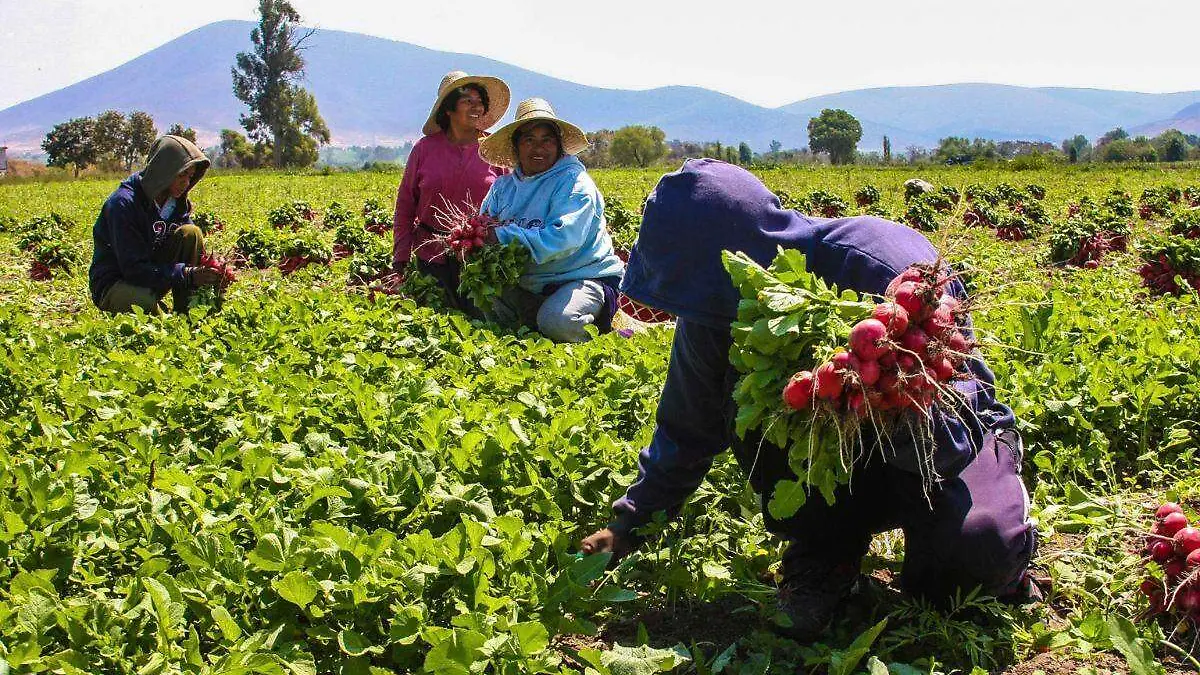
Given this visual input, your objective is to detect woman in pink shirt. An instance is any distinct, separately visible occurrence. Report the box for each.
[393,71,511,312]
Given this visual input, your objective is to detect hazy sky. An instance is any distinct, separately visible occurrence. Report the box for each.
[2,0,1199,111]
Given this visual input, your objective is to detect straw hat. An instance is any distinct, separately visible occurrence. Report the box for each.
[422,71,511,136]
[479,98,589,168]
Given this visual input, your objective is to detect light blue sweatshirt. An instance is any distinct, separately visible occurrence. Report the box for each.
[481,155,625,293]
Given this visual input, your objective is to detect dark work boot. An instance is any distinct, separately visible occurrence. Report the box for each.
[773,557,862,642]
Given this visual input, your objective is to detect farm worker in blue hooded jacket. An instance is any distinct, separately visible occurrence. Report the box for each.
[477,98,625,342]
[89,135,222,314]
[579,159,1036,641]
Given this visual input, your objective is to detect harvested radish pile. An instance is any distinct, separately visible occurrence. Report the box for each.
[724,249,977,519]
[1140,503,1200,628]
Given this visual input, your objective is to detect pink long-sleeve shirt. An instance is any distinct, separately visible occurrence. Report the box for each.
[393,132,509,265]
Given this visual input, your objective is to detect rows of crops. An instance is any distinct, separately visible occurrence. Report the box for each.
[2,166,1200,674]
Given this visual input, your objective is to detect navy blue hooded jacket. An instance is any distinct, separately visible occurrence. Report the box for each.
[611,159,1015,535]
[88,135,209,305]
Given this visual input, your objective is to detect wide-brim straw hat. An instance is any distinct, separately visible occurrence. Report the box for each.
[479,98,589,168]
[422,71,511,136]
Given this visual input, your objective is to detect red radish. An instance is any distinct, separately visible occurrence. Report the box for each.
[947,331,970,355]
[1165,558,1186,579]
[899,327,930,356]
[1161,511,1190,537]
[897,354,917,372]
[878,351,898,369]
[847,391,866,415]
[932,355,956,381]
[1189,548,1200,568]
[893,281,924,316]
[1150,539,1174,561]
[1157,502,1185,519]
[937,293,961,312]
[849,319,890,361]
[1175,527,1200,554]
[814,362,844,400]
[831,351,855,371]
[856,358,881,387]
[1180,589,1200,611]
[871,302,909,336]
[473,237,485,248]
[782,371,815,410]
[922,305,956,339]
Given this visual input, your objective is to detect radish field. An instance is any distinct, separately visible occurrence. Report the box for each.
[2,165,1200,674]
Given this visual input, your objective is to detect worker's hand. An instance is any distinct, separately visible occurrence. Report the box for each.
[579,527,634,559]
[189,266,223,287]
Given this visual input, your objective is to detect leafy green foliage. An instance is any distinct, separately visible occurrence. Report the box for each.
[457,241,532,312]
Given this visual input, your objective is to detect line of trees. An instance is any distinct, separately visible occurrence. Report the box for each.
[40,111,198,177]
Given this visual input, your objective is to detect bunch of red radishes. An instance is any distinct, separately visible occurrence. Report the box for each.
[444,214,494,258]
[782,264,973,417]
[28,260,52,281]
[199,253,237,289]
[1068,231,1127,269]
[1140,502,1200,623]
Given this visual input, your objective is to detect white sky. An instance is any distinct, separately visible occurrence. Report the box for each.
[2,0,1199,111]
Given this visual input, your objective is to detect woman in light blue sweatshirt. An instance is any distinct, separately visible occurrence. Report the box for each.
[478,98,625,342]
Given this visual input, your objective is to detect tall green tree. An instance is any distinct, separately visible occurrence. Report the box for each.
[42,117,97,177]
[1062,134,1091,163]
[610,125,666,167]
[167,124,198,143]
[807,109,862,165]
[232,0,329,168]
[882,136,891,163]
[125,111,158,170]
[93,110,129,170]
[738,142,753,165]
[1152,129,1190,162]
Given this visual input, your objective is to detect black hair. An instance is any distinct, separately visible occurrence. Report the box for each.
[436,84,490,132]
[511,121,565,160]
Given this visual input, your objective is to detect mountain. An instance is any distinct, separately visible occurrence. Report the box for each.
[2,21,1199,154]
[1130,102,1200,137]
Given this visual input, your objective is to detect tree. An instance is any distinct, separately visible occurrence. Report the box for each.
[125,111,158,170]
[738,142,753,165]
[807,109,862,165]
[1062,135,1091,163]
[1097,127,1129,147]
[218,129,263,168]
[232,0,329,168]
[769,140,783,156]
[167,124,198,143]
[610,125,666,167]
[42,117,97,177]
[882,136,891,163]
[1152,129,1190,162]
[93,110,129,170]
[579,129,615,168]
[1100,138,1156,162]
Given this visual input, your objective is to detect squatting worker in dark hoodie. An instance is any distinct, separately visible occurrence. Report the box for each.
[579,159,1036,640]
[88,135,222,314]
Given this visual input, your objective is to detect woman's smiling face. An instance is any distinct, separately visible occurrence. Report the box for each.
[516,122,561,176]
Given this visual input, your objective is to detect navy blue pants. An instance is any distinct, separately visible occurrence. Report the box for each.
[760,429,1035,600]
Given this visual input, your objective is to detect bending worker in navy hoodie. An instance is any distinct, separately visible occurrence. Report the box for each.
[579,159,1035,640]
[89,135,222,314]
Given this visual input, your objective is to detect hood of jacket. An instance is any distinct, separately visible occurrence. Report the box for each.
[139,135,210,204]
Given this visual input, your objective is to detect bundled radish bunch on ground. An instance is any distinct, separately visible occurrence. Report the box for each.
[267,201,318,230]
[1048,198,1131,268]
[808,190,849,218]
[277,231,332,276]
[724,249,976,517]
[192,211,225,235]
[16,213,82,281]
[1139,502,1200,629]
[854,185,881,209]
[1137,235,1200,296]
[234,227,279,269]
[962,184,1046,241]
[1139,187,1175,220]
[346,237,393,287]
[362,197,393,234]
[1186,186,1200,208]
[1170,209,1200,240]
[773,190,810,213]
